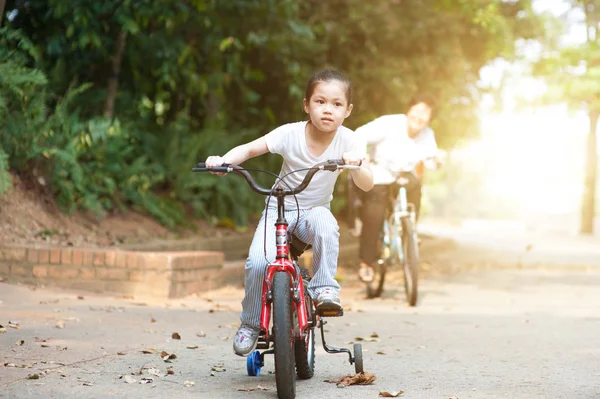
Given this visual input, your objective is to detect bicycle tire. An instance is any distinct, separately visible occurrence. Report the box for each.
[401,218,419,306]
[294,288,315,379]
[273,272,296,398]
[366,219,392,298]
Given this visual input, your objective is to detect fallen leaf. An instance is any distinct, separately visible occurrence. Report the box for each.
[141,348,157,354]
[371,332,379,338]
[172,332,181,340]
[55,320,65,329]
[4,363,16,367]
[124,375,136,384]
[34,337,51,342]
[186,345,199,349]
[211,366,226,372]
[0,327,6,333]
[77,296,85,300]
[379,391,404,397]
[151,318,157,323]
[41,344,50,348]
[324,372,376,387]
[376,351,385,355]
[161,351,177,362]
[167,368,174,375]
[147,368,165,377]
[132,302,148,306]
[8,321,20,329]
[117,352,126,356]
[184,380,195,387]
[140,377,153,384]
[16,340,24,346]
[197,331,206,337]
[27,374,40,380]
[237,385,270,392]
[82,382,93,386]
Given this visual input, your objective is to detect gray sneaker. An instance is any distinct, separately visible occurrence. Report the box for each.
[233,324,261,357]
[316,288,342,312]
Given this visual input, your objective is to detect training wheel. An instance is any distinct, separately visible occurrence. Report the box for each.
[353,343,364,374]
[246,350,262,376]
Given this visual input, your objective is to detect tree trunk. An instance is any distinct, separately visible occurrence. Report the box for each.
[0,0,6,28]
[104,30,128,119]
[580,109,599,235]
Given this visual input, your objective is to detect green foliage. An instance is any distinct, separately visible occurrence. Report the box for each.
[2,0,545,228]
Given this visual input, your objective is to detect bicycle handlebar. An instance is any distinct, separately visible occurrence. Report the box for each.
[192,159,359,197]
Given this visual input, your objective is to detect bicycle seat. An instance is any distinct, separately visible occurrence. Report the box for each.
[290,235,311,260]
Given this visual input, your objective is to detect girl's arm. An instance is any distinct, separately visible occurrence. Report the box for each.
[206,136,269,168]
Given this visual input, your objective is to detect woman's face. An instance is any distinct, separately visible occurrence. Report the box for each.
[407,102,432,138]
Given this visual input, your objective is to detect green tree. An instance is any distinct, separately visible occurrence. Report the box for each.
[534,0,600,234]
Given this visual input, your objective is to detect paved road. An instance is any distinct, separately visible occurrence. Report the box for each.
[2,256,599,399]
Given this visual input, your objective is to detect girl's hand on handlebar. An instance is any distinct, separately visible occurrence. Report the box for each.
[205,155,227,175]
[342,151,364,167]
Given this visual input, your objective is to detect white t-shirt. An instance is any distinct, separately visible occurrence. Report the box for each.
[355,114,438,185]
[264,121,362,209]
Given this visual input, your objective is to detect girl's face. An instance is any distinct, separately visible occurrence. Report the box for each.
[303,80,353,134]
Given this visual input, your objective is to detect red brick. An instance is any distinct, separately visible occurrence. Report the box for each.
[27,249,39,263]
[129,270,143,282]
[115,252,128,267]
[126,253,138,268]
[105,251,116,267]
[106,268,129,281]
[50,248,61,264]
[72,250,84,265]
[79,267,95,280]
[61,249,73,265]
[38,249,50,264]
[47,266,79,279]
[93,252,105,266]
[83,251,94,266]
[32,265,48,278]
[11,265,31,277]
[0,263,10,275]
[0,248,27,262]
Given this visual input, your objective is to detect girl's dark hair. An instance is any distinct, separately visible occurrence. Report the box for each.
[304,69,352,105]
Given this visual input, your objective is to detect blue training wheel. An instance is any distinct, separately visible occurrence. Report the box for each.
[246,350,262,376]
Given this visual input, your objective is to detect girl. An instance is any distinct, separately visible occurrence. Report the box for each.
[205,69,373,357]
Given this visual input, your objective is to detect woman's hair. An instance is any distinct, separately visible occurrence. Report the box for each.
[304,69,352,105]
[407,92,437,113]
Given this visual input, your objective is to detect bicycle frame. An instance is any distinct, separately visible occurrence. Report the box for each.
[259,192,309,341]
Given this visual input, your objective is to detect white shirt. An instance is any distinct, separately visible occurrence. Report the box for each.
[264,121,361,209]
[355,114,438,185]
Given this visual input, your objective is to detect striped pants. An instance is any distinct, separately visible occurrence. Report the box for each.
[240,206,341,328]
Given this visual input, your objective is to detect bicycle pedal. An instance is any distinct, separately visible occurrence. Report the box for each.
[256,332,270,349]
[316,306,344,318]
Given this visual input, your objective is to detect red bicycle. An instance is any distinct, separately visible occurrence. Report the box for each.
[193,160,364,399]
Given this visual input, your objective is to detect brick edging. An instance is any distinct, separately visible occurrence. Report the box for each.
[0,246,223,298]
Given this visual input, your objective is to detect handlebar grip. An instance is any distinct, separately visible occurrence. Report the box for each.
[192,162,233,173]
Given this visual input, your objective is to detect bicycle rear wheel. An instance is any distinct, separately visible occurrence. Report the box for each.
[365,221,389,298]
[273,272,296,398]
[400,218,419,306]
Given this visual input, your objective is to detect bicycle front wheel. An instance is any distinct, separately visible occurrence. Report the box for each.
[400,218,419,306]
[273,272,296,398]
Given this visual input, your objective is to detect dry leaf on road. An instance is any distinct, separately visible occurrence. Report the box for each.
[379,391,404,397]
[123,375,136,384]
[172,332,181,340]
[187,345,199,349]
[237,385,270,391]
[55,320,65,329]
[184,380,195,387]
[147,368,165,377]
[197,331,207,337]
[325,372,376,387]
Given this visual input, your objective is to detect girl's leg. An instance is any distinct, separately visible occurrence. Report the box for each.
[293,207,341,302]
[240,209,277,327]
